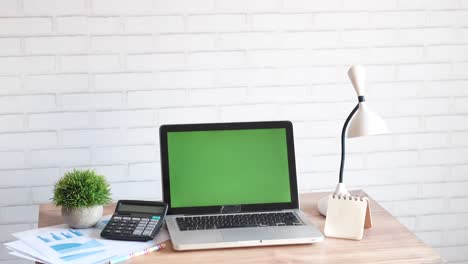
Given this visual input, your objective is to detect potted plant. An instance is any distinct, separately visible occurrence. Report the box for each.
[53,169,112,229]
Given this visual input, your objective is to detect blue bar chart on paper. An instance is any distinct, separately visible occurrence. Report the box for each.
[36,230,84,243]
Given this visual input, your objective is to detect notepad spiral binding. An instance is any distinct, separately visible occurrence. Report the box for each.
[331,194,365,201]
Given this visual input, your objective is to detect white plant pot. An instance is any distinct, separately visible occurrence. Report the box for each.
[62,205,103,229]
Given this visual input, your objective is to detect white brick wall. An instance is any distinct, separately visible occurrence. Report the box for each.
[0,0,467,263]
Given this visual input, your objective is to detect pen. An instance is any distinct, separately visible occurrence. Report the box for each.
[108,243,165,264]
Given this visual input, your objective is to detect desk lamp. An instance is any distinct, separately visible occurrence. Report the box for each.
[318,65,389,216]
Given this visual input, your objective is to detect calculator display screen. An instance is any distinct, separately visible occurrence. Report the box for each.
[118,204,164,214]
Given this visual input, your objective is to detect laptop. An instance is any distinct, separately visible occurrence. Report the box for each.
[159,121,324,250]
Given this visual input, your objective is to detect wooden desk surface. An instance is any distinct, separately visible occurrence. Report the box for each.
[38,191,445,264]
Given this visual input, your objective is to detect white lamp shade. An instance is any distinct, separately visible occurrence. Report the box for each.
[347,102,389,138]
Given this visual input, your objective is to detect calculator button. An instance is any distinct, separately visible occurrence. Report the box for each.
[140,218,150,221]
[123,217,131,220]
[142,231,152,236]
[113,230,123,234]
[113,216,122,220]
[131,217,141,221]
[133,230,143,235]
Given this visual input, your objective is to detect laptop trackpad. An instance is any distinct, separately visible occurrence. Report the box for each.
[221,228,276,242]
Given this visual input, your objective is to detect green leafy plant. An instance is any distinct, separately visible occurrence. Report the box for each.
[53,169,112,208]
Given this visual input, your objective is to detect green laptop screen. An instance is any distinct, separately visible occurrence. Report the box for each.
[167,128,291,208]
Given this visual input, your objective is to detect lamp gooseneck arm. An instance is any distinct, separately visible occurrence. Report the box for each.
[339,103,360,183]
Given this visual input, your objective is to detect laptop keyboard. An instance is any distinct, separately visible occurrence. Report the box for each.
[176,212,303,231]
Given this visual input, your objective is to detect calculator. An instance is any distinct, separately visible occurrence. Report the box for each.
[100,200,168,241]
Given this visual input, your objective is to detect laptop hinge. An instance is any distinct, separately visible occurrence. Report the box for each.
[220,205,241,214]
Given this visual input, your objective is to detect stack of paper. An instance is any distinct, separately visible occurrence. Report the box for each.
[3,216,169,264]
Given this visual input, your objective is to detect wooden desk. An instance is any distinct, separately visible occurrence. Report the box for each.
[38,191,445,263]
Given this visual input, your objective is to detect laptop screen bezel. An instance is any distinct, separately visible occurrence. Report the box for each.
[159,121,299,215]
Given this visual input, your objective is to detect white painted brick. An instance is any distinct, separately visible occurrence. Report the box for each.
[446,229,468,246]
[0,76,20,95]
[188,15,247,32]
[216,68,280,87]
[428,11,468,27]
[281,31,339,49]
[0,95,56,114]
[30,148,90,166]
[0,56,55,74]
[369,47,424,64]
[421,182,468,198]
[0,0,20,16]
[366,151,418,168]
[345,169,395,186]
[189,87,246,106]
[126,53,185,71]
[247,86,310,103]
[0,151,25,169]
[0,224,35,243]
[0,38,21,56]
[111,181,162,200]
[341,29,397,47]
[428,45,468,61]
[93,35,153,53]
[295,138,339,156]
[128,90,186,108]
[95,110,156,127]
[454,98,468,113]
[451,165,468,182]
[0,115,24,132]
[93,145,157,164]
[61,93,122,111]
[155,34,216,52]
[0,18,52,36]
[347,134,395,153]
[398,64,451,81]
[188,51,245,69]
[216,0,281,12]
[30,185,53,204]
[394,98,450,116]
[25,36,88,54]
[25,74,90,93]
[370,11,427,28]
[437,246,468,262]
[313,12,369,29]
[159,107,219,124]
[393,166,447,184]
[0,132,57,150]
[420,148,468,165]
[57,17,122,35]
[221,104,281,122]
[283,0,341,12]
[280,102,352,121]
[297,172,336,191]
[60,55,120,73]
[0,188,31,206]
[448,198,468,213]
[298,154,363,172]
[128,162,160,181]
[393,133,449,150]
[0,205,37,224]
[425,115,468,132]
[124,16,185,34]
[423,81,468,97]
[293,120,341,138]
[415,231,445,247]
[249,50,310,68]
[92,0,153,15]
[252,14,313,31]
[94,73,156,91]
[62,128,122,146]
[154,0,215,14]
[278,66,339,85]
[452,132,468,147]
[127,127,158,144]
[343,0,398,11]
[390,198,445,216]
[93,165,127,182]
[23,0,86,15]
[0,168,60,187]
[454,62,468,79]
[156,70,215,89]
[29,112,89,130]
[368,82,421,100]
[398,28,456,45]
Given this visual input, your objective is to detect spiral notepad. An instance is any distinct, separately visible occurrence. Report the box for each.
[324,194,372,240]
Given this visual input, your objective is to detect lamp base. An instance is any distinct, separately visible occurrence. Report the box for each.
[317,183,351,216]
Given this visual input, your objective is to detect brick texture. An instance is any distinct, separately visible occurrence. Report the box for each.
[0,0,467,263]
